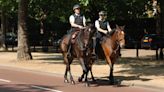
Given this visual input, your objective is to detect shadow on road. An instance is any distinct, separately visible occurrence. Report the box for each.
[86,75,151,87]
[32,53,164,85]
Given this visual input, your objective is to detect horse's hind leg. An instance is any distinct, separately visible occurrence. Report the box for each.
[64,63,75,84]
[64,63,69,83]
[63,53,75,84]
[68,58,75,84]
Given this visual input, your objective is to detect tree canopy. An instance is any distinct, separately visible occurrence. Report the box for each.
[1,0,158,23]
[0,0,162,45]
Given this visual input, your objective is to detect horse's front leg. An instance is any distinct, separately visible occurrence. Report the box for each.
[109,63,114,85]
[101,44,115,85]
[78,63,95,83]
[79,58,89,86]
[78,70,85,82]
[107,56,115,85]
[89,65,96,82]
[106,56,114,85]
[84,68,90,87]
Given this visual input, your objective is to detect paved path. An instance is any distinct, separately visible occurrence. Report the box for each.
[0,49,163,92]
[0,66,157,92]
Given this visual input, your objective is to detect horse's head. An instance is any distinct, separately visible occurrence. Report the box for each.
[82,24,96,48]
[115,25,125,48]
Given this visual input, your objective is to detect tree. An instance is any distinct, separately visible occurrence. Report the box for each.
[17,0,32,60]
[0,4,6,50]
[0,0,18,50]
[159,0,164,34]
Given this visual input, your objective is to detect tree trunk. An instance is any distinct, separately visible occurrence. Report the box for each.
[159,0,164,34]
[0,6,7,50]
[17,0,32,60]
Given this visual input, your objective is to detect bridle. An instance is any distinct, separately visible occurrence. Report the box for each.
[113,29,124,54]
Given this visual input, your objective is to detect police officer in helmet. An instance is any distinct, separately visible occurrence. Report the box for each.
[69,4,86,30]
[92,11,112,57]
[67,4,86,57]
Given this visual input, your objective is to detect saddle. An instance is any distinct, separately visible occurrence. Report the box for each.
[71,29,80,44]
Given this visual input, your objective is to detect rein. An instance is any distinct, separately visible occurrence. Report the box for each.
[76,26,92,50]
[113,41,120,54]
[113,30,121,54]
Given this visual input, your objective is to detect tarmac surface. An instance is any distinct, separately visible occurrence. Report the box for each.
[0,48,163,92]
[0,65,157,92]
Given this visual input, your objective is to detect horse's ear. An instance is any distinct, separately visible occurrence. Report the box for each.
[120,25,125,31]
[116,24,119,29]
[122,25,125,29]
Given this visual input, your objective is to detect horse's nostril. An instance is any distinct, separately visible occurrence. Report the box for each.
[120,43,125,48]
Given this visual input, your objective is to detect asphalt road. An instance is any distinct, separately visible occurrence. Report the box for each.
[0,66,156,92]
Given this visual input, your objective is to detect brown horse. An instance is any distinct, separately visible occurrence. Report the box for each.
[83,25,125,86]
[60,24,96,85]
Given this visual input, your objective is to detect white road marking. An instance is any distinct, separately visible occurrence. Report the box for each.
[31,85,63,92]
[0,79,11,83]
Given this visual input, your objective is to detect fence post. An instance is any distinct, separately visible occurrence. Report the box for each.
[156,48,159,60]
[135,41,139,57]
[160,48,163,60]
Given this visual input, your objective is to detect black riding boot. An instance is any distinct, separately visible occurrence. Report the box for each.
[118,45,121,57]
[67,44,72,58]
[67,34,72,58]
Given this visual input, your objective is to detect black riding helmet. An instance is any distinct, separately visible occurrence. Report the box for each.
[73,4,80,10]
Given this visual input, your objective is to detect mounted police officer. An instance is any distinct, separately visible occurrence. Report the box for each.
[67,4,86,56]
[69,4,86,31]
[92,11,112,57]
[95,11,112,37]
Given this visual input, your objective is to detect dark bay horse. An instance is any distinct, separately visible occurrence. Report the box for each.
[83,25,125,86]
[60,24,95,85]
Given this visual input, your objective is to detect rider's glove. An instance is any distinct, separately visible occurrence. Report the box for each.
[78,25,84,29]
[106,31,111,36]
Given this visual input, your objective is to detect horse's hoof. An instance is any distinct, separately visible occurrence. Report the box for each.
[78,77,82,82]
[85,83,90,87]
[71,80,75,85]
[92,78,96,82]
[92,79,96,83]
[64,79,69,83]
[109,80,114,85]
